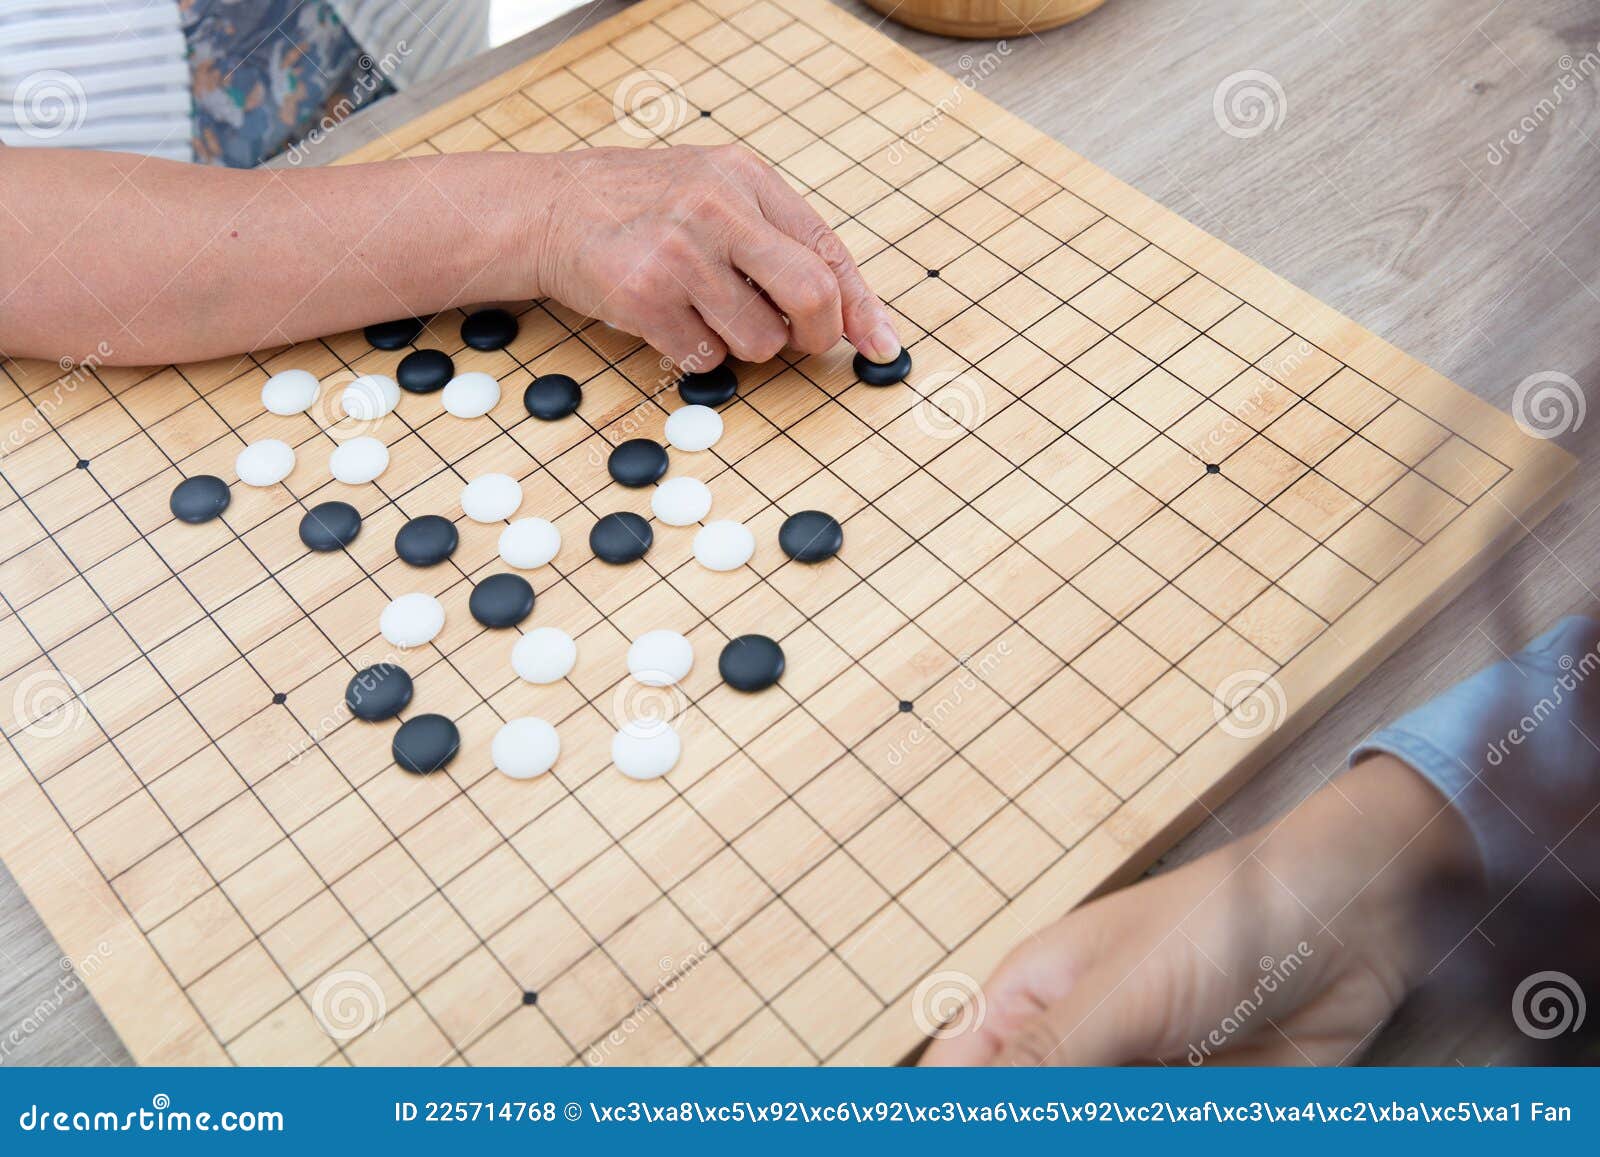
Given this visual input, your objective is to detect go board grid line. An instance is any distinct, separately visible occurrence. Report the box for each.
[0,0,1561,1068]
[0,467,371,1067]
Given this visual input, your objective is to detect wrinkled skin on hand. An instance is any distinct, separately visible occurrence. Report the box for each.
[532,144,901,370]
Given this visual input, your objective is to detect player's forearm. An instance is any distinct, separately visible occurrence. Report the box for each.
[0,147,546,365]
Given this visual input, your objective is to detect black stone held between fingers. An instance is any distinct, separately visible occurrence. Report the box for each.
[461,308,518,351]
[393,713,461,774]
[469,573,535,629]
[395,514,459,566]
[298,500,361,551]
[719,634,785,692]
[608,438,669,487]
[365,316,426,350]
[778,510,843,563]
[396,348,454,393]
[170,475,231,524]
[590,511,653,564]
[346,663,413,722]
[523,373,583,420]
[853,347,912,386]
[678,364,737,407]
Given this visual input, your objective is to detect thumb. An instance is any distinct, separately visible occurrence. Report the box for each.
[992,956,1175,1066]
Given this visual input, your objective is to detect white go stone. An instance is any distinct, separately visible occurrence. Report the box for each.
[442,371,500,418]
[329,435,389,484]
[664,404,723,452]
[692,519,754,571]
[627,630,693,686]
[236,439,295,486]
[612,722,681,780]
[262,369,318,415]
[498,517,561,569]
[380,592,445,649]
[492,717,560,779]
[512,627,577,684]
[461,473,522,522]
[651,476,712,526]
[340,374,400,420]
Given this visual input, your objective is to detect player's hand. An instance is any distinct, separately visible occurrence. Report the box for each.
[530,144,900,370]
[921,755,1477,1065]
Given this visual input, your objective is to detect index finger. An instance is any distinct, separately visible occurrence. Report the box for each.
[752,168,902,363]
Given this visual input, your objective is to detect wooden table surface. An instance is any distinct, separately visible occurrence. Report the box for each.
[4,0,1596,1066]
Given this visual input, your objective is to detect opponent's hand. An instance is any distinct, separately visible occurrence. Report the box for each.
[922,755,1477,1065]
[530,144,900,370]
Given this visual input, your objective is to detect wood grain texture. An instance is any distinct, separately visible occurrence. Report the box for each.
[0,0,1593,1068]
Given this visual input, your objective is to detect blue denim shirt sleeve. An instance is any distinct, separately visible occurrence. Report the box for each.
[1350,616,1600,892]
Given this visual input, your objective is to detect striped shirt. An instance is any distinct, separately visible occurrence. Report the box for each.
[0,0,487,162]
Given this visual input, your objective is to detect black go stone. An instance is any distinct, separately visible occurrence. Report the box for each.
[679,364,737,407]
[608,439,669,487]
[461,308,518,351]
[397,348,454,393]
[719,635,785,692]
[469,573,535,629]
[590,511,653,564]
[524,373,582,420]
[778,510,843,563]
[392,713,460,774]
[298,500,361,552]
[346,663,413,722]
[395,515,459,567]
[853,347,912,386]
[365,317,426,350]
[170,475,231,524]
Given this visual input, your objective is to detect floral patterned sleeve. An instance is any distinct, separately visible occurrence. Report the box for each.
[182,0,392,168]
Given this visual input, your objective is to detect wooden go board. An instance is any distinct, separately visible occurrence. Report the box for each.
[0,0,1574,1067]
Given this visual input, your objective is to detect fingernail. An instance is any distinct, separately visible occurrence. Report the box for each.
[862,321,901,363]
